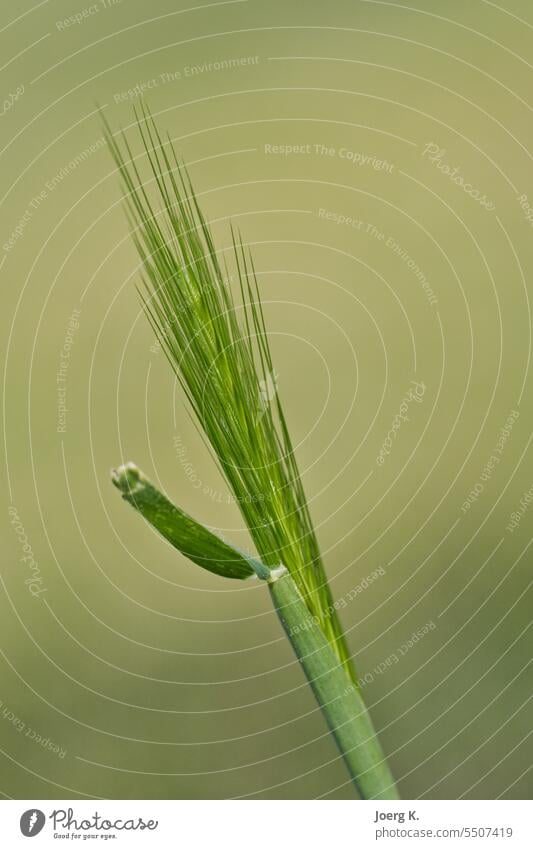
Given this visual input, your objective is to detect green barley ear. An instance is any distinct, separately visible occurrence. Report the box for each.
[106,106,400,799]
[104,104,356,686]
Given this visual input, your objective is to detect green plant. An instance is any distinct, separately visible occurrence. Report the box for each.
[107,107,399,799]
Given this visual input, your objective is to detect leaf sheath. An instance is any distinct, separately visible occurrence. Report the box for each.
[269,570,399,799]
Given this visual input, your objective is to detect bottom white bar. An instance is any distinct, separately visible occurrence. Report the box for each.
[0,800,529,847]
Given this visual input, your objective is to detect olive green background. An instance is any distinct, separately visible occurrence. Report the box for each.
[1,0,532,799]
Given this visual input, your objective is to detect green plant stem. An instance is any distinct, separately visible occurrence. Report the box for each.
[112,463,399,799]
[268,569,399,800]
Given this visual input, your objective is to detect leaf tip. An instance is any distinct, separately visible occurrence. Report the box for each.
[111,462,144,495]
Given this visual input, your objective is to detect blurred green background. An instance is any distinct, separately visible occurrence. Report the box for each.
[1,0,531,799]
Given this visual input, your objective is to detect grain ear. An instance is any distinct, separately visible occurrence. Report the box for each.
[103,104,356,682]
